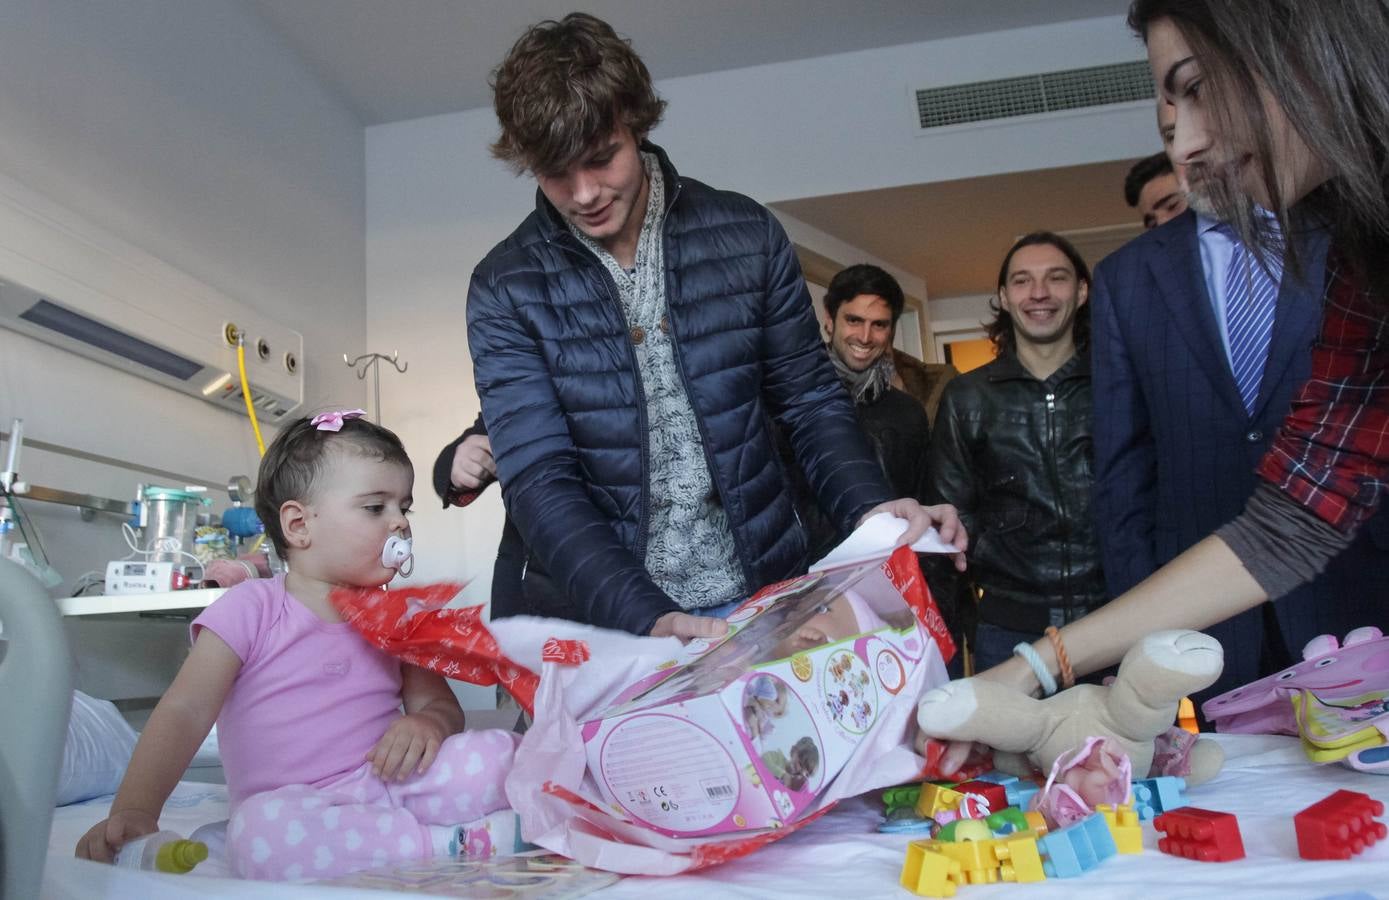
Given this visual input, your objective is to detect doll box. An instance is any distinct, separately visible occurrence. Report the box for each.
[579,556,941,838]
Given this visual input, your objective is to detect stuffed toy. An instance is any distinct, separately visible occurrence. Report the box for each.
[916,629,1226,787]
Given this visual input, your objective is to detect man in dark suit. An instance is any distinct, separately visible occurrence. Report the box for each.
[1091,106,1389,707]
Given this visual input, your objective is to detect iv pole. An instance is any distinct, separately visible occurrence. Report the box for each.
[343,351,408,424]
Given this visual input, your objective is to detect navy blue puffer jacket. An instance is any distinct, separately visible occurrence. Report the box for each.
[466,144,891,634]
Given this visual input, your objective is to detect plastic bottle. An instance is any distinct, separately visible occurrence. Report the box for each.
[114,830,209,874]
[188,821,228,861]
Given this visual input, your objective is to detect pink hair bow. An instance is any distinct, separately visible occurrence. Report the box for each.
[311,409,367,432]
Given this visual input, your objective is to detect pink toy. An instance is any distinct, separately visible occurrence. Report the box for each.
[1202,627,1389,734]
[1034,736,1132,830]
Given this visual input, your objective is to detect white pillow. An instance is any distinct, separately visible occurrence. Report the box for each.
[57,691,139,806]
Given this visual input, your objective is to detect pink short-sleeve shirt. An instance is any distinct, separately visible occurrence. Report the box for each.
[192,576,403,805]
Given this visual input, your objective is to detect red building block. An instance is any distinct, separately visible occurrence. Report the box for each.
[1152,808,1246,862]
[955,781,1009,815]
[1294,790,1387,860]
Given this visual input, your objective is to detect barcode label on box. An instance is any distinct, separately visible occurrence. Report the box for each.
[703,781,734,799]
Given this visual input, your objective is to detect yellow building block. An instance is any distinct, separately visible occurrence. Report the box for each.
[900,843,961,897]
[916,783,965,818]
[919,838,1000,885]
[1097,802,1143,855]
[996,833,1047,883]
[916,834,1044,886]
[1023,810,1049,836]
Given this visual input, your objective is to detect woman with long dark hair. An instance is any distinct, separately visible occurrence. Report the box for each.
[926,0,1389,763]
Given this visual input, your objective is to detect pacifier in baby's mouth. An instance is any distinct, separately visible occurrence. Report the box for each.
[381,533,414,577]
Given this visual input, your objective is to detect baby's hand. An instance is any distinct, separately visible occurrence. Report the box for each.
[75,808,160,863]
[368,712,448,782]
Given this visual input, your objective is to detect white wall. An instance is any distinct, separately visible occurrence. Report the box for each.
[653,15,1156,202]
[929,294,997,335]
[776,210,934,358]
[364,12,1157,679]
[0,0,366,698]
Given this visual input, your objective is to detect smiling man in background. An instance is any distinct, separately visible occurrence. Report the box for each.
[926,232,1105,672]
[787,265,935,562]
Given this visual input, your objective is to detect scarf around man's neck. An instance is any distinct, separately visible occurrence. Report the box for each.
[830,348,895,405]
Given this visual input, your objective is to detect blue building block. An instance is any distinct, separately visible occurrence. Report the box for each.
[1131,776,1188,821]
[973,771,1020,788]
[1037,813,1118,878]
[1007,781,1041,812]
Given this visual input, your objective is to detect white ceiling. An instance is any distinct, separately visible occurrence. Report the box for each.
[247,0,1125,126]
[244,1,1144,298]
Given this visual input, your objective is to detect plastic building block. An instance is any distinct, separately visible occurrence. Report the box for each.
[1037,813,1117,878]
[879,806,937,835]
[1294,789,1387,860]
[1130,776,1188,821]
[917,784,966,819]
[956,780,1009,813]
[935,836,1040,884]
[973,770,1020,788]
[1153,807,1245,862]
[954,793,992,819]
[910,831,1047,887]
[995,833,1046,884]
[1023,810,1049,836]
[883,784,923,812]
[984,807,1030,836]
[900,844,961,897]
[918,839,1001,886]
[1097,802,1143,854]
[1007,780,1041,812]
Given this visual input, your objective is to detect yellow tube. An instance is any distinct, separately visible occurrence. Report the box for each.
[236,339,266,457]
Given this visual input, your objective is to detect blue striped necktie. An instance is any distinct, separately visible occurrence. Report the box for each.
[1221,228,1281,416]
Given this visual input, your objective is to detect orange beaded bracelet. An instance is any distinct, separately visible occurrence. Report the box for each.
[1045,626,1076,691]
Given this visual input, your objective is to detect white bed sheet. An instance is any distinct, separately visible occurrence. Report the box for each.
[43,734,1389,899]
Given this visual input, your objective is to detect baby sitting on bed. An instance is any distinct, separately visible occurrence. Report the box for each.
[75,411,521,881]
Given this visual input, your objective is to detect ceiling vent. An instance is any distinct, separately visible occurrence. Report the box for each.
[916,60,1154,130]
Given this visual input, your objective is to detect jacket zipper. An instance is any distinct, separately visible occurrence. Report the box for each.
[1043,390,1074,618]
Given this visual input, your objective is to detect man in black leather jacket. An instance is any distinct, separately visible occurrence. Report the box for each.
[925,232,1105,672]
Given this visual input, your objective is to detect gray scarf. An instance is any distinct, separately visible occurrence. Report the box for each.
[830,349,895,405]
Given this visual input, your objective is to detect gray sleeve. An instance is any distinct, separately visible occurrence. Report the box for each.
[1215,482,1356,599]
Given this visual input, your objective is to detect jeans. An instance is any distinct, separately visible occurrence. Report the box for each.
[689,597,745,619]
[972,621,1044,674]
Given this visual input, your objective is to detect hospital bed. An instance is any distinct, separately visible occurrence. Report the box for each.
[1,559,72,900]
[16,559,1389,897]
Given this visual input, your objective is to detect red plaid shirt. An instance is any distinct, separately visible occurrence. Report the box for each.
[1258,255,1389,531]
